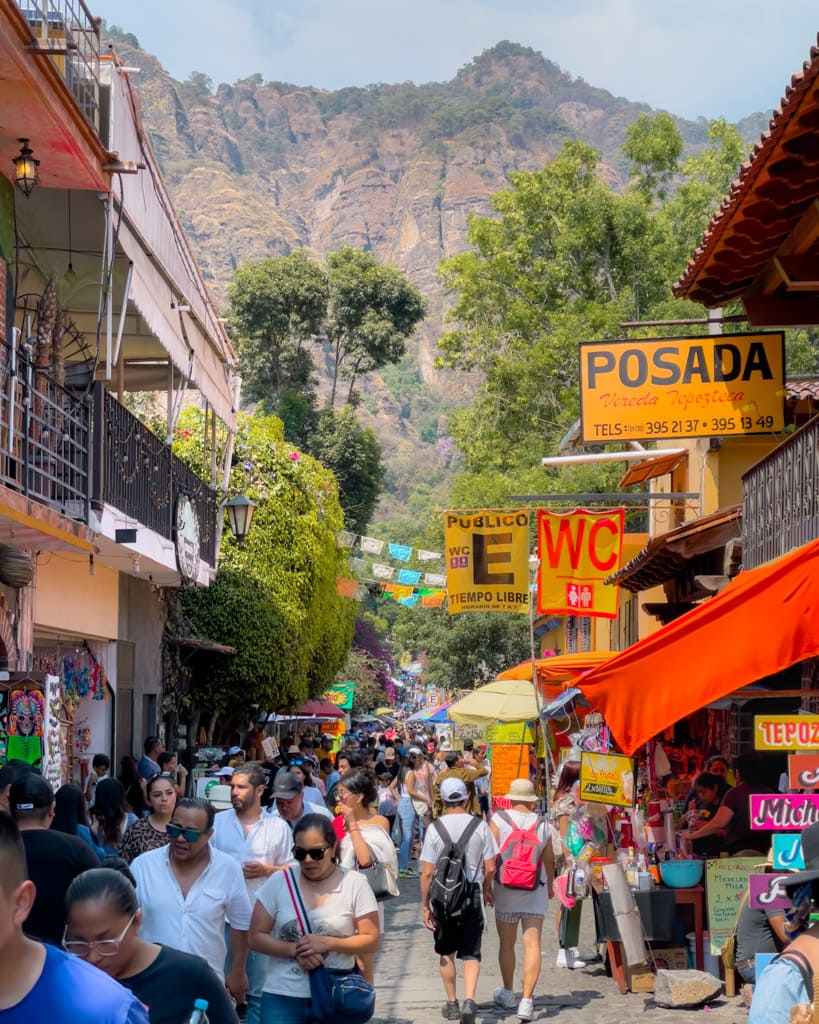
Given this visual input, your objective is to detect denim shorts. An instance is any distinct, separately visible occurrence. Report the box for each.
[260,992,312,1024]
[748,957,811,1024]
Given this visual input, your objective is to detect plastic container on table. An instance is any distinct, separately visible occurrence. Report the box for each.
[659,858,704,888]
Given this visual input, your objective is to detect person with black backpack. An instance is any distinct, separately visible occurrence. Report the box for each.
[419,777,497,1024]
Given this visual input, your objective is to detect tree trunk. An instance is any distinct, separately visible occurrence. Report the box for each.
[206,712,219,745]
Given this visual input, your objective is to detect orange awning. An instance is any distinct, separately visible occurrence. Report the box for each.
[618,451,687,488]
[575,538,819,755]
[497,651,615,683]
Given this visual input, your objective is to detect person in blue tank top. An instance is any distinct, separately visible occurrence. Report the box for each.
[0,814,148,1024]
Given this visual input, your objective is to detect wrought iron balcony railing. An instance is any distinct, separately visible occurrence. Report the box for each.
[0,340,90,522]
[742,416,819,570]
[91,385,218,567]
[14,0,101,132]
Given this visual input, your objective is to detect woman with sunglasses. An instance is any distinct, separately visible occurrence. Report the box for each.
[119,774,177,864]
[337,769,397,983]
[64,868,238,1024]
[249,813,380,1024]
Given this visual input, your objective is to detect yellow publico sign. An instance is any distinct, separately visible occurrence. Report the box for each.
[755,715,819,751]
[444,510,530,615]
[579,750,636,807]
[578,333,785,443]
[537,508,624,619]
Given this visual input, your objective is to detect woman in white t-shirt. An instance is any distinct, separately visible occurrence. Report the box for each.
[249,813,380,1024]
[489,779,555,1023]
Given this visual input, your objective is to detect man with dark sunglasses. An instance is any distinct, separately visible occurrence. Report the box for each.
[130,798,252,1003]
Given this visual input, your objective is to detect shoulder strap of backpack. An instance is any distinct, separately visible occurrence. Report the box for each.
[454,816,481,856]
[494,809,513,829]
[432,817,451,846]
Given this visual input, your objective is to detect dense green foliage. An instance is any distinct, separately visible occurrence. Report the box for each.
[171,409,355,718]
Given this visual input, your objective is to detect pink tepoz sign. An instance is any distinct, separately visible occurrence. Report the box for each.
[750,794,819,830]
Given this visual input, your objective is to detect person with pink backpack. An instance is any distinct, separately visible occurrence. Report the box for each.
[489,779,555,1022]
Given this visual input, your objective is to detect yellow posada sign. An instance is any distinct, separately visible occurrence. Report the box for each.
[444,509,530,615]
[578,333,785,443]
[579,751,636,808]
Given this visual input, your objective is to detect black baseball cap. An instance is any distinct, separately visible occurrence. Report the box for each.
[11,772,53,813]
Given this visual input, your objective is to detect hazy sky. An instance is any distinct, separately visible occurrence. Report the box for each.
[94,1,818,122]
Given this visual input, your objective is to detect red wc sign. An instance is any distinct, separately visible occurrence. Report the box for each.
[537,508,625,619]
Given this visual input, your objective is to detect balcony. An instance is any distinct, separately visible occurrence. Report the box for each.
[0,339,90,521]
[13,0,101,133]
[91,385,218,567]
[742,416,819,570]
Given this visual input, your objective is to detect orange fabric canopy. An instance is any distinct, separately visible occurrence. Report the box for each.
[575,538,819,755]
[497,651,615,683]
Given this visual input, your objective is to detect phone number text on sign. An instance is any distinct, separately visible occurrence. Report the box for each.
[578,333,784,443]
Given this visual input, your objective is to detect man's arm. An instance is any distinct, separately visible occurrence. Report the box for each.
[482,858,496,907]
[461,765,489,781]
[420,861,436,931]
[226,927,249,1002]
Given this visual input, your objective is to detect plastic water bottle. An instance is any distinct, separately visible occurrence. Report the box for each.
[187,999,209,1024]
[574,866,587,899]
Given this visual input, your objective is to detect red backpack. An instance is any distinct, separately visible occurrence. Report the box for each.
[495,810,546,890]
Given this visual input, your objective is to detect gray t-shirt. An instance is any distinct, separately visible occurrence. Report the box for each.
[419,812,496,883]
[735,899,783,965]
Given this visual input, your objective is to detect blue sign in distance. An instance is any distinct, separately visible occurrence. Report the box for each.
[772,833,805,870]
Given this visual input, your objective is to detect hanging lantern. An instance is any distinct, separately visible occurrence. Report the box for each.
[224,493,255,543]
[13,140,39,197]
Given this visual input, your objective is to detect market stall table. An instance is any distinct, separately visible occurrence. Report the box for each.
[592,884,705,994]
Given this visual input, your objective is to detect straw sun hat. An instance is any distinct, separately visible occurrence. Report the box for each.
[504,779,538,804]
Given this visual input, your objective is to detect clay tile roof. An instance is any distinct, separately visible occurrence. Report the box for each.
[675,35,819,306]
[786,375,819,401]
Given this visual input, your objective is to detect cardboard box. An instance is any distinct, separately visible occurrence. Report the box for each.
[627,947,689,993]
[652,947,689,971]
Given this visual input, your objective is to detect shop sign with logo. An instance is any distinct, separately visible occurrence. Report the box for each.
[789,754,819,788]
[750,794,819,830]
[324,682,355,711]
[578,333,784,443]
[755,715,819,751]
[175,494,201,583]
[748,873,791,911]
[772,833,805,870]
[537,508,624,619]
[444,510,530,615]
[579,750,635,807]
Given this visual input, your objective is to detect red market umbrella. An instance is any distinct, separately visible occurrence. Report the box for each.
[295,699,345,719]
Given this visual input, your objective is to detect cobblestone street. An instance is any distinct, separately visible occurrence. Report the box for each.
[373,879,746,1024]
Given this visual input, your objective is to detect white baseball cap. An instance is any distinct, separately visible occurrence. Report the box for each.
[440,778,468,804]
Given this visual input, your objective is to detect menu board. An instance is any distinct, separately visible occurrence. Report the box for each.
[485,722,536,745]
[490,743,529,799]
[705,858,759,955]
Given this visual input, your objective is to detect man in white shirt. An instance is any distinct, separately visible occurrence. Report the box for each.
[266,772,332,830]
[212,764,291,1024]
[420,777,497,1024]
[130,797,251,1002]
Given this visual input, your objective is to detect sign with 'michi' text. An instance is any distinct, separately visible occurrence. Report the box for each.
[579,750,635,807]
[755,715,819,751]
[578,333,784,443]
[444,510,530,615]
[537,508,625,619]
[750,794,819,830]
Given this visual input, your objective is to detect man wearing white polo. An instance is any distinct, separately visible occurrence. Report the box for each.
[212,764,291,1024]
[130,797,252,1001]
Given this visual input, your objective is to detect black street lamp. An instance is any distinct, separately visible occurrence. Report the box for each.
[224,493,255,544]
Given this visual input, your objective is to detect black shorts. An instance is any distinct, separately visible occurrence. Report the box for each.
[433,885,484,961]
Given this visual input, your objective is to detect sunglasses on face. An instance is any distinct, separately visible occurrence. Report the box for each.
[292,845,329,862]
[167,823,205,842]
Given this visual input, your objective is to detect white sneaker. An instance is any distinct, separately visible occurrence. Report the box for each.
[556,948,587,969]
[517,997,534,1020]
[493,988,517,1009]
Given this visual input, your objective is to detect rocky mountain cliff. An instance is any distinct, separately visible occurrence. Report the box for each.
[108,35,761,518]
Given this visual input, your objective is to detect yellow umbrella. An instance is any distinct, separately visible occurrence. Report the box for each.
[374,707,395,716]
[448,679,557,724]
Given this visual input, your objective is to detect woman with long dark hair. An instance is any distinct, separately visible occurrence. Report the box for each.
[91,777,137,856]
[119,773,176,863]
[52,783,103,858]
[118,756,149,818]
[249,813,380,1024]
[65,868,238,1024]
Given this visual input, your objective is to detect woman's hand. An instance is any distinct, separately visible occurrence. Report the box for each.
[295,950,324,971]
[296,934,332,956]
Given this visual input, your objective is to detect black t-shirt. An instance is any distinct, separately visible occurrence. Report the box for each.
[22,828,100,945]
[122,946,238,1024]
[722,783,772,854]
[735,900,784,966]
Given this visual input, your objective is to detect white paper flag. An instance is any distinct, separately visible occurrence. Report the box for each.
[424,572,447,587]
[360,536,385,555]
[349,557,367,575]
[337,530,357,548]
[417,549,442,561]
[372,563,395,580]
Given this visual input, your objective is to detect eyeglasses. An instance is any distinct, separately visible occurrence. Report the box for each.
[63,913,136,958]
[167,823,205,842]
[292,845,329,862]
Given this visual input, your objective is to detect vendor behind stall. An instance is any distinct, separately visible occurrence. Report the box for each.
[686,772,727,858]
[680,754,772,857]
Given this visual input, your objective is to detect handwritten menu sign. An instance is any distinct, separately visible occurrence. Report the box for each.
[490,743,528,799]
[773,833,805,870]
[748,873,791,911]
[579,751,635,808]
[789,754,819,789]
[485,722,536,744]
[750,794,819,830]
[706,858,759,956]
[755,715,819,751]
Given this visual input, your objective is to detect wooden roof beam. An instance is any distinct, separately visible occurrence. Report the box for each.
[749,200,819,298]
[775,255,819,291]
[743,292,819,327]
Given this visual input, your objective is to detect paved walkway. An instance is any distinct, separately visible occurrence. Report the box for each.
[372,877,747,1024]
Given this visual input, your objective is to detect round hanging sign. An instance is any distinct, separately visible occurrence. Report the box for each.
[175,494,201,583]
